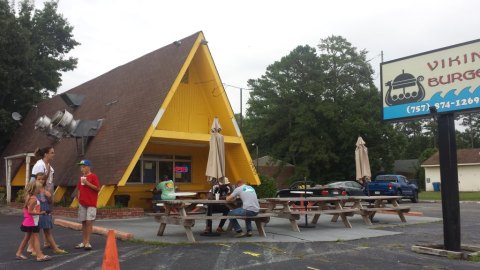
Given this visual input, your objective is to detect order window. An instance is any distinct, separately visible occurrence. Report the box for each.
[127,155,192,184]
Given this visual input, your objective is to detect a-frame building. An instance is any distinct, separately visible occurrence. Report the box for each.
[1,31,260,208]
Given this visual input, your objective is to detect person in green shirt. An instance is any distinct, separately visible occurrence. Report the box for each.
[154,175,176,200]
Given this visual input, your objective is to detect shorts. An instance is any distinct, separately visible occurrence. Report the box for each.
[20,225,40,233]
[78,205,97,221]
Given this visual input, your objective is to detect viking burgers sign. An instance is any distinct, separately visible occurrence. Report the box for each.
[381,39,480,121]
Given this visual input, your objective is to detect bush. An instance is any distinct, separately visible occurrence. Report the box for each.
[15,189,26,203]
[0,186,5,203]
[253,175,278,198]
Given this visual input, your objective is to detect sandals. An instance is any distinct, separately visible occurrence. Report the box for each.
[16,254,28,260]
[216,227,226,233]
[36,255,52,262]
[75,242,92,250]
[54,249,68,254]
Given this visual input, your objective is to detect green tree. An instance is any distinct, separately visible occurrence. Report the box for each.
[244,36,405,183]
[0,0,79,152]
[393,118,437,159]
[457,112,480,148]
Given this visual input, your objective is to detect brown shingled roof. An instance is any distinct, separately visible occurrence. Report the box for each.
[1,31,202,186]
[421,148,480,166]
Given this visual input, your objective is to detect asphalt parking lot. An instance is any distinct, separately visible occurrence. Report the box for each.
[1,201,479,270]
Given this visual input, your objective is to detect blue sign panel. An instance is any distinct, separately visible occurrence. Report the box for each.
[381,39,480,121]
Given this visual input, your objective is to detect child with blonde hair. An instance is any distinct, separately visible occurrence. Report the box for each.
[15,181,52,262]
[35,173,67,254]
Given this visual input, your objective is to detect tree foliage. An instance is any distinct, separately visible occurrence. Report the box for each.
[457,112,480,148]
[0,0,79,152]
[243,36,405,183]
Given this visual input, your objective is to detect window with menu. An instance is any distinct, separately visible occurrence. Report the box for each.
[127,155,192,184]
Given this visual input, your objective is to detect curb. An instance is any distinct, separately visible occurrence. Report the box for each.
[378,210,424,216]
[419,200,480,204]
[55,219,134,240]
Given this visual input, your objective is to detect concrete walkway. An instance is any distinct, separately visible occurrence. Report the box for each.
[58,212,441,244]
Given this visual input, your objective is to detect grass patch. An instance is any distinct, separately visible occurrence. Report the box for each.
[419,191,480,201]
[469,253,480,262]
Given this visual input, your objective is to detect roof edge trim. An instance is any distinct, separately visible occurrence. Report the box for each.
[152,108,165,127]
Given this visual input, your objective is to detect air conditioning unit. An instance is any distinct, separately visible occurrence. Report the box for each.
[51,109,78,135]
[34,115,64,140]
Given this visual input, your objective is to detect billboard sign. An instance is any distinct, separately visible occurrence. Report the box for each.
[381,39,480,121]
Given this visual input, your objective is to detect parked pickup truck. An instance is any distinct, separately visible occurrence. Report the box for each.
[366,174,419,203]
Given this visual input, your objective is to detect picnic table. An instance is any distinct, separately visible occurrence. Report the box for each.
[151,199,274,243]
[263,197,357,232]
[333,195,410,225]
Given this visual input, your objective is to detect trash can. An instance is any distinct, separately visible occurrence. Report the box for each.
[432,182,441,192]
[114,195,130,207]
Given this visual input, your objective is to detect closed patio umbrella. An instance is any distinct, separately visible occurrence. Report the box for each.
[203,117,225,236]
[206,117,225,183]
[355,136,371,187]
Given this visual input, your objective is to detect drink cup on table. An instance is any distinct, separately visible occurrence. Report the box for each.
[215,193,220,200]
[81,176,86,185]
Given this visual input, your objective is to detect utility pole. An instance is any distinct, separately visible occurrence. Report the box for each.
[240,88,243,129]
[252,143,259,170]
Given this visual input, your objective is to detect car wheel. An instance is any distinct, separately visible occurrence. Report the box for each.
[411,190,418,203]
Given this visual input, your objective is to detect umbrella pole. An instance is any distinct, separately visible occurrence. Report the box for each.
[201,178,221,237]
[298,176,315,228]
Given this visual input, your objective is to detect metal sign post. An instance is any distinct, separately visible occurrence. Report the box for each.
[437,113,461,251]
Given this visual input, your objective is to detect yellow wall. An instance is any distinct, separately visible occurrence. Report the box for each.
[11,163,28,186]
[159,52,235,137]
[115,184,156,209]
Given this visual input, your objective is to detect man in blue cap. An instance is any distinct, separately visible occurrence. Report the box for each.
[75,160,100,251]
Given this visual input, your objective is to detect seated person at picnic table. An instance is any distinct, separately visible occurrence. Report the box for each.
[226,179,259,238]
[204,177,232,234]
[152,176,177,213]
[153,175,176,200]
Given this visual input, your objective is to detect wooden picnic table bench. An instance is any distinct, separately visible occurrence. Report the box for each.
[263,197,356,231]
[333,196,410,225]
[151,199,274,243]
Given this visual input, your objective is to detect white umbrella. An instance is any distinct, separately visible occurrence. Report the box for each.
[205,117,225,183]
[355,136,371,184]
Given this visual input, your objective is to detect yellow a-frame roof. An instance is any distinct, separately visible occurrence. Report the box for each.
[118,32,260,188]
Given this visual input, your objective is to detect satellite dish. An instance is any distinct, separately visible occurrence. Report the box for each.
[12,112,22,121]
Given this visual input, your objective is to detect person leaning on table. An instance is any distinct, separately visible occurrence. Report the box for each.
[225,179,259,238]
[204,177,232,234]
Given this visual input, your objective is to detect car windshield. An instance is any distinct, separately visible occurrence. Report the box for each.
[327,182,343,187]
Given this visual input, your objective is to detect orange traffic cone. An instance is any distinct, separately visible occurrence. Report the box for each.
[102,230,120,270]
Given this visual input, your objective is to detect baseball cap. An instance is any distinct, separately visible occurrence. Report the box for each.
[77,160,92,166]
[222,177,230,185]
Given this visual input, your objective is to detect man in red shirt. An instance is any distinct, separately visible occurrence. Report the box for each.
[75,160,100,250]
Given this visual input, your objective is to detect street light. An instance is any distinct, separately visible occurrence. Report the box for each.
[251,143,259,171]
